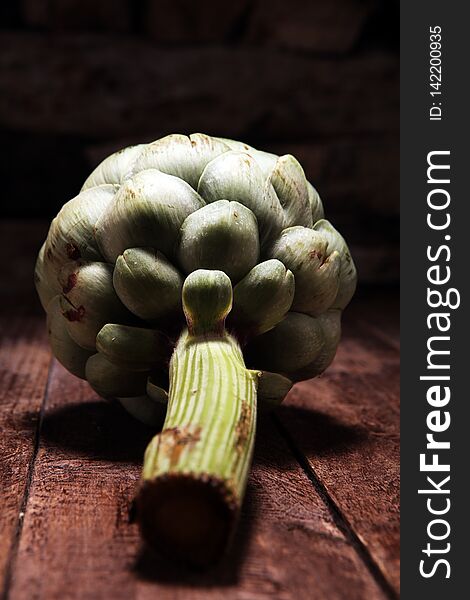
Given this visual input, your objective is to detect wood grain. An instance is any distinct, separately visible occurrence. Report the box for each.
[0,317,50,595]
[5,359,390,600]
[276,305,400,594]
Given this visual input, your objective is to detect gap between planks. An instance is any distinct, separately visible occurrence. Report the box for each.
[271,414,398,600]
[271,315,400,598]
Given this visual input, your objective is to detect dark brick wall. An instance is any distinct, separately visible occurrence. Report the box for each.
[0,0,399,284]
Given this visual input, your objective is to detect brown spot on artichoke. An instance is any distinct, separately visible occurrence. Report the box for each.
[157,425,202,468]
[65,242,81,260]
[59,262,132,350]
[62,272,78,294]
[45,185,116,269]
[47,296,92,379]
[62,304,85,322]
[234,401,252,453]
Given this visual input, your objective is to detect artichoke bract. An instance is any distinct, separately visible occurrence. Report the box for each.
[34,133,357,566]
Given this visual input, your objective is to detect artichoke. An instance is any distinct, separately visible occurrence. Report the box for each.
[34,133,356,566]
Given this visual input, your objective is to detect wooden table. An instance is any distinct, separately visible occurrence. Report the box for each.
[0,221,399,600]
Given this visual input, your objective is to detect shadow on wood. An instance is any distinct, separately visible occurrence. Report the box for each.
[133,482,258,587]
[25,399,158,463]
[33,398,364,466]
[272,405,367,466]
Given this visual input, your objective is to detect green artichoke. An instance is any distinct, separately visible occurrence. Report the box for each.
[34,133,356,565]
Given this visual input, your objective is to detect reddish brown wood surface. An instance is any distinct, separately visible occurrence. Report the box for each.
[0,220,399,600]
[0,317,50,593]
[278,312,400,593]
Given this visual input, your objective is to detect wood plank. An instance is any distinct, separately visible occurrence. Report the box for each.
[276,313,400,594]
[0,317,50,594]
[7,360,389,600]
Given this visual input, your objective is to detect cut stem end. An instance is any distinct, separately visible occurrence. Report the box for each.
[138,474,237,567]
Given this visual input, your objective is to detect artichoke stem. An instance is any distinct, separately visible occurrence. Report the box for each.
[137,328,259,566]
